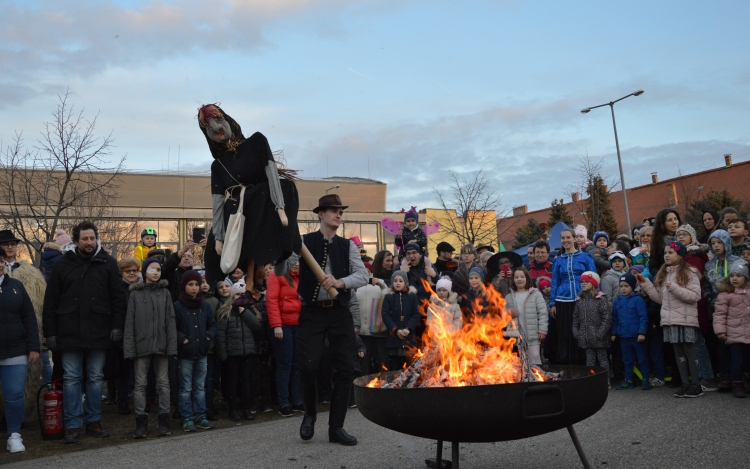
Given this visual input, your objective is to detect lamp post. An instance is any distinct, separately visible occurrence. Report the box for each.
[581,90,643,236]
[325,184,341,194]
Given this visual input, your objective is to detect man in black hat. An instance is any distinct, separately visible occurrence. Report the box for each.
[274,194,369,446]
[434,241,457,278]
[0,230,22,273]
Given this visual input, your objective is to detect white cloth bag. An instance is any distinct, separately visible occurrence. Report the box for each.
[220,186,245,273]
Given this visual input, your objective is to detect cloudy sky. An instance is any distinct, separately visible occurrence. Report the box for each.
[1,0,748,213]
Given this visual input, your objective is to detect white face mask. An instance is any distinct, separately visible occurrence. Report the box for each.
[146,266,160,275]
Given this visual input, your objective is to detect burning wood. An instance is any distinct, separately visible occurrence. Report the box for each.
[367,283,562,389]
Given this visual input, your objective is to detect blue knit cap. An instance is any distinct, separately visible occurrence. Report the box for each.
[619,273,637,290]
[469,267,486,282]
[593,231,609,246]
[403,206,419,223]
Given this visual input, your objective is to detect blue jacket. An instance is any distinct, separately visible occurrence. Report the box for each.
[612,293,648,338]
[382,287,420,349]
[173,299,217,360]
[549,251,597,307]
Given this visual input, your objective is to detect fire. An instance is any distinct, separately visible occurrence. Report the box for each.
[367,280,554,388]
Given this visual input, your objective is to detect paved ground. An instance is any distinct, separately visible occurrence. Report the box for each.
[4,386,749,469]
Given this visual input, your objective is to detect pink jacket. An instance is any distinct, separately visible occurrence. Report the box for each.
[640,266,701,328]
[713,290,750,345]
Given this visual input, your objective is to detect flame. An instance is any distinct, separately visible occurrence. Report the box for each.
[367,279,544,388]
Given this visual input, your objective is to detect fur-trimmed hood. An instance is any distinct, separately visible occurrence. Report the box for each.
[387,285,417,296]
[686,242,709,256]
[129,279,169,291]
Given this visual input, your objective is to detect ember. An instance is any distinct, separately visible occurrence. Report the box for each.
[368,281,561,388]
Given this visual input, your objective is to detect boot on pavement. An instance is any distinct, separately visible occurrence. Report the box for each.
[158,413,172,436]
[134,415,148,439]
[732,381,747,398]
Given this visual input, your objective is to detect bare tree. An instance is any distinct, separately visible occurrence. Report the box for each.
[0,91,126,264]
[564,156,620,232]
[432,170,504,247]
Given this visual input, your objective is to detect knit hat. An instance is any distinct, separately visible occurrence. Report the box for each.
[469,267,486,282]
[580,271,600,289]
[404,243,421,253]
[675,224,698,246]
[55,229,72,246]
[740,241,750,253]
[574,225,588,239]
[403,206,419,223]
[230,281,246,297]
[391,270,409,285]
[181,270,203,291]
[436,278,453,293]
[436,241,455,255]
[619,273,637,290]
[667,241,687,257]
[608,251,628,266]
[141,257,161,275]
[593,231,609,245]
[538,277,552,289]
[629,265,645,274]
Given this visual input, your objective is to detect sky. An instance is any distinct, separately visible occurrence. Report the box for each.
[1,0,749,214]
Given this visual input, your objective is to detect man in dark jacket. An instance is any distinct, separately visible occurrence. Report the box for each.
[42,221,126,444]
[396,243,437,301]
[433,241,457,278]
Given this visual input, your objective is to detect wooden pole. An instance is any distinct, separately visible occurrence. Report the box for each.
[300,244,339,298]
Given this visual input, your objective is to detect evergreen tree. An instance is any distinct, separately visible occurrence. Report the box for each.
[513,219,543,249]
[585,175,618,239]
[548,198,574,227]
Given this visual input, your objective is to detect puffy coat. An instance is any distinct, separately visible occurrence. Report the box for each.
[611,292,648,338]
[600,269,628,311]
[123,280,177,359]
[0,276,40,359]
[505,288,548,346]
[42,247,127,351]
[640,266,701,328]
[428,292,462,331]
[356,282,388,337]
[550,250,597,307]
[382,286,420,349]
[41,246,63,281]
[266,271,301,328]
[216,306,262,361]
[571,292,612,349]
[713,290,750,344]
[174,298,217,360]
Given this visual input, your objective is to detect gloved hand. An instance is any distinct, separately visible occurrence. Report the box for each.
[110,329,123,342]
[46,336,57,351]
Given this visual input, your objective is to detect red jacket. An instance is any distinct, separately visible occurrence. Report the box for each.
[529,260,553,285]
[266,271,302,328]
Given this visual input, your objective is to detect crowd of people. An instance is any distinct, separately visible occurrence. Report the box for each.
[1,203,749,455]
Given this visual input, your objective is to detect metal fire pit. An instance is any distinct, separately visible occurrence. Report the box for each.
[353,365,608,469]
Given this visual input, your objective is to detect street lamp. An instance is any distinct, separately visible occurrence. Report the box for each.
[580,90,644,236]
[325,184,341,194]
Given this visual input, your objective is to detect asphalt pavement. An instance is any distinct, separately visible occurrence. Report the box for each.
[4,386,749,469]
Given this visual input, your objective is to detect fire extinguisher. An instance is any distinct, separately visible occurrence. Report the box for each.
[37,379,64,440]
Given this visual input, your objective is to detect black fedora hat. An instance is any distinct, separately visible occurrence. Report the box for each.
[312,194,349,213]
[487,251,523,280]
[476,243,495,253]
[0,230,21,244]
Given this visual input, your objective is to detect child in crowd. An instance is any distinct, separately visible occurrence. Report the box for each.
[216,282,262,421]
[203,280,231,420]
[174,271,217,432]
[429,277,462,331]
[611,273,651,390]
[631,226,652,267]
[506,267,548,365]
[727,219,750,256]
[462,267,491,321]
[571,272,612,386]
[382,271,420,371]
[587,231,611,275]
[574,225,591,250]
[640,241,703,398]
[123,258,177,438]
[713,260,750,398]
[538,277,552,310]
[740,242,750,264]
[675,224,716,391]
[134,228,159,263]
[601,251,629,310]
[349,336,368,408]
[395,207,427,261]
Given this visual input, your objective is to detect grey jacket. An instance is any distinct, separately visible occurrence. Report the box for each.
[216,306,262,361]
[123,280,177,359]
[600,269,628,311]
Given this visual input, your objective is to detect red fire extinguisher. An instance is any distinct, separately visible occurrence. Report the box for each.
[37,379,64,440]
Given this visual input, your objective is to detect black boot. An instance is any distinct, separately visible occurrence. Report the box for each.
[134,415,147,439]
[299,382,317,441]
[158,413,172,436]
[329,427,358,446]
[328,380,353,432]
